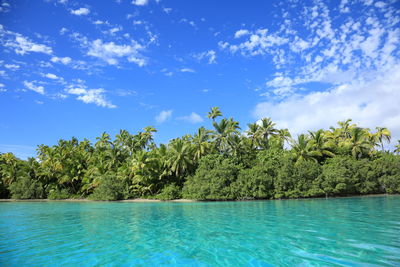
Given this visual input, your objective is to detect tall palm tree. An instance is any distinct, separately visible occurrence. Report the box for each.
[308,129,335,160]
[341,127,373,159]
[246,122,260,149]
[275,128,292,148]
[291,134,319,164]
[167,139,193,178]
[375,127,391,151]
[337,119,355,141]
[257,117,278,149]
[95,132,113,150]
[207,107,222,121]
[191,127,212,162]
[212,118,240,152]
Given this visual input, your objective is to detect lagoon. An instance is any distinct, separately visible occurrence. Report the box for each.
[1,196,400,266]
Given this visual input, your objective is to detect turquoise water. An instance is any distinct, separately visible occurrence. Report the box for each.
[0,196,399,266]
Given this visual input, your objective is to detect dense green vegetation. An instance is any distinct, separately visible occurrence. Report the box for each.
[1,108,399,201]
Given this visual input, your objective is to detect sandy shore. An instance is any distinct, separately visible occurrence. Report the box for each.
[0,194,396,203]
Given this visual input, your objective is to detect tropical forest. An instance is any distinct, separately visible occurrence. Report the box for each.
[1,107,399,201]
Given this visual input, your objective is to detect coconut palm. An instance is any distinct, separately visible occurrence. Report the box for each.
[212,118,240,152]
[167,139,193,178]
[191,127,212,162]
[341,127,373,159]
[246,122,260,149]
[257,118,278,149]
[375,127,391,151]
[308,129,335,160]
[291,134,319,164]
[207,107,222,121]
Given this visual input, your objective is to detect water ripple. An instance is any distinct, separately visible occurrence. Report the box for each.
[1,196,400,266]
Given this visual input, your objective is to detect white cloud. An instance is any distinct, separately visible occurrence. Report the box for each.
[67,86,116,108]
[86,39,146,66]
[70,7,90,16]
[44,73,59,79]
[155,110,172,123]
[132,0,148,6]
[234,29,250,38]
[0,1,11,13]
[50,56,72,65]
[220,0,400,100]
[178,112,204,123]
[180,68,195,73]
[59,27,68,35]
[0,25,53,55]
[253,65,400,145]
[0,83,5,92]
[4,64,19,70]
[23,81,45,94]
[194,50,216,64]
[163,8,172,14]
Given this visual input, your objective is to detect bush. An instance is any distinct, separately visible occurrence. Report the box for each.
[89,175,128,201]
[317,156,359,197]
[182,155,242,200]
[9,176,45,199]
[156,183,182,200]
[374,154,400,193]
[231,165,274,200]
[274,158,322,198]
[48,188,70,200]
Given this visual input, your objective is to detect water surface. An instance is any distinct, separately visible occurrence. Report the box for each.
[1,196,399,266]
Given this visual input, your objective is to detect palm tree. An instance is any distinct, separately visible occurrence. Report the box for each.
[337,119,355,141]
[191,127,212,162]
[167,139,193,178]
[341,127,373,159]
[246,122,260,149]
[212,118,240,152]
[276,128,292,148]
[308,129,335,160]
[95,132,113,150]
[375,127,391,151]
[257,118,278,149]
[207,107,222,121]
[291,134,319,164]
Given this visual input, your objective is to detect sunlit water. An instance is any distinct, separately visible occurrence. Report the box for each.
[0,196,399,266]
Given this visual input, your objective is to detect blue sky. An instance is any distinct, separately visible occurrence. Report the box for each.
[0,0,399,158]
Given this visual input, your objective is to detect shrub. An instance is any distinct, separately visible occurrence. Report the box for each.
[9,176,45,199]
[89,175,128,201]
[182,155,242,200]
[156,183,182,200]
[231,166,274,200]
[48,188,70,200]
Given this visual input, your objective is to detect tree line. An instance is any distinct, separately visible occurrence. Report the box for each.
[1,107,399,201]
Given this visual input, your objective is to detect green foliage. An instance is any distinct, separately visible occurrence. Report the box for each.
[231,166,274,200]
[317,157,360,197]
[274,157,322,198]
[156,183,182,200]
[48,188,71,200]
[89,175,128,201]
[9,176,45,199]
[0,113,399,201]
[183,155,242,200]
[374,154,400,193]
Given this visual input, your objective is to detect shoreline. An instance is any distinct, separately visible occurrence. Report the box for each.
[0,193,396,203]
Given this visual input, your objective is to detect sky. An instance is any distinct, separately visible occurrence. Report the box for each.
[0,0,399,159]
